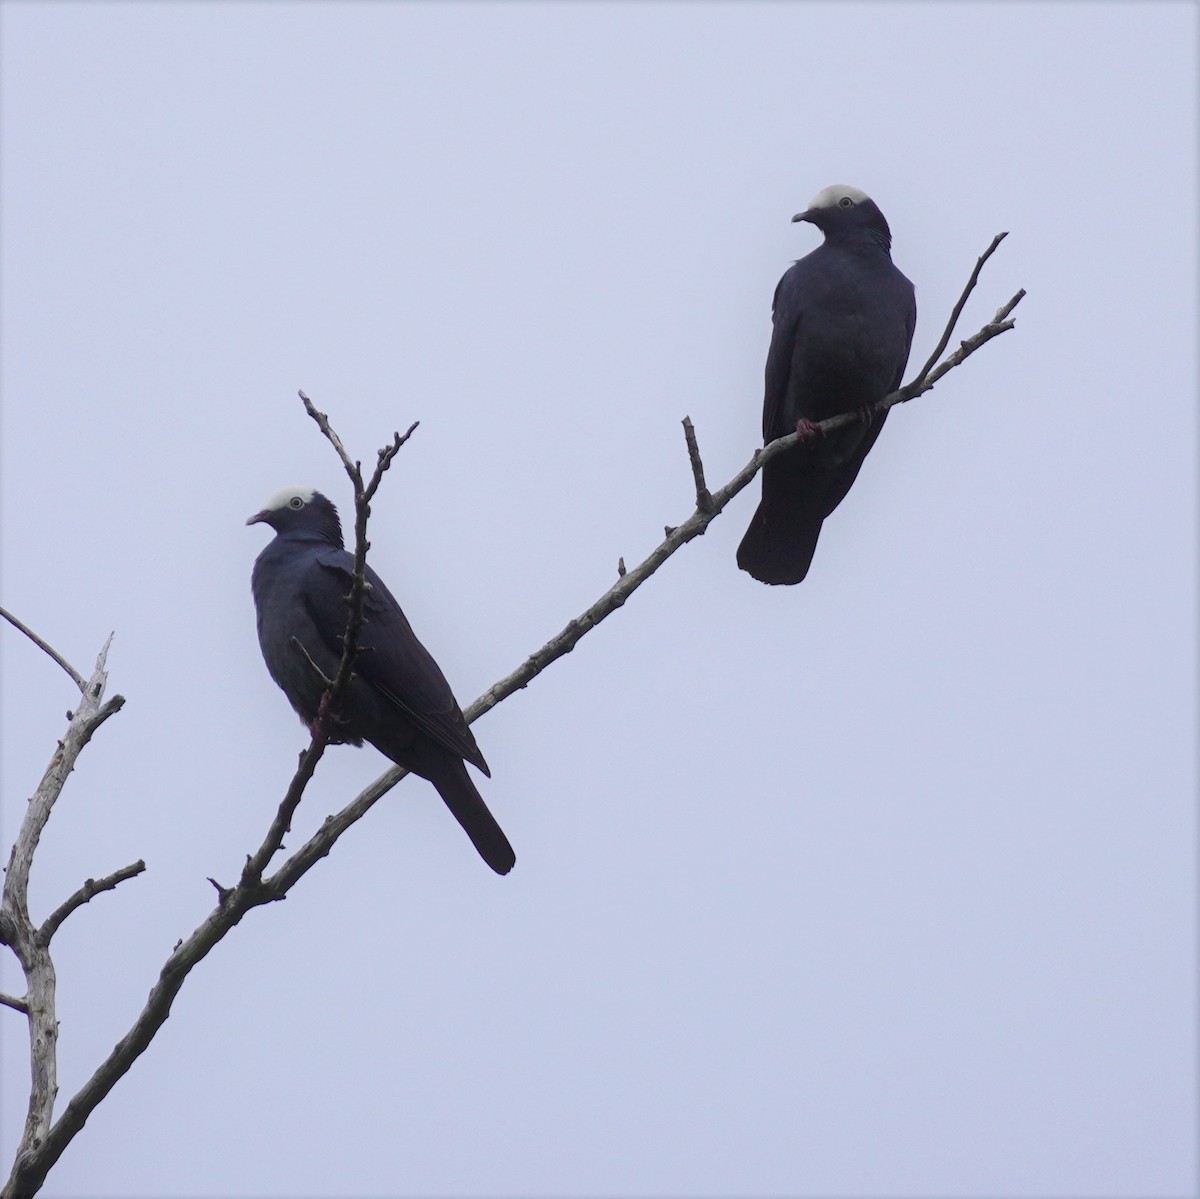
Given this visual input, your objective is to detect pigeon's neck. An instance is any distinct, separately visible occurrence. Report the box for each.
[826,228,893,258]
[867,226,892,254]
[282,525,343,550]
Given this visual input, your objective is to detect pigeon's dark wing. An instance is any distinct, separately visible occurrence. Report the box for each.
[761,269,803,442]
[738,247,916,585]
[897,286,918,388]
[306,548,488,774]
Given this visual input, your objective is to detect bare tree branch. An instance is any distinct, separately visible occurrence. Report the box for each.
[2,234,1020,1197]
[0,993,30,1015]
[910,232,1009,386]
[38,862,147,948]
[0,608,87,694]
[472,254,1023,719]
[1,636,124,1199]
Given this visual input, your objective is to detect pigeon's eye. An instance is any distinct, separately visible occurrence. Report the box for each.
[288,496,305,510]
[838,196,855,209]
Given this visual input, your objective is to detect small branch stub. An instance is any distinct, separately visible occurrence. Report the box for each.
[681,416,714,514]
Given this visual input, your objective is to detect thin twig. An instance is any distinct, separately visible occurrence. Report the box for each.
[289,637,335,688]
[919,290,1025,393]
[0,607,87,693]
[0,993,29,1015]
[38,861,147,947]
[911,231,1008,387]
[296,390,354,474]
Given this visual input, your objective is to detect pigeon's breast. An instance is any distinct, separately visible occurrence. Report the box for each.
[251,543,341,721]
[784,257,912,423]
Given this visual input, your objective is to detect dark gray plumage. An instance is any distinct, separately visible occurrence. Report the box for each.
[737,184,917,585]
[248,487,514,875]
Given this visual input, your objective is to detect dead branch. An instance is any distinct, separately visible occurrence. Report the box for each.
[910,231,1010,387]
[0,608,87,693]
[0,633,125,1199]
[2,233,1020,1197]
[38,862,146,948]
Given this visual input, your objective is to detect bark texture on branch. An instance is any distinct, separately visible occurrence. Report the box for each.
[1,634,127,1199]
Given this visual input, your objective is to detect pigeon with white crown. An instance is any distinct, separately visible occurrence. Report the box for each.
[737,184,917,585]
[248,486,515,875]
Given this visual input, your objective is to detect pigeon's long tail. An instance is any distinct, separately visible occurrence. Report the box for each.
[738,407,891,585]
[734,501,820,585]
[427,757,516,875]
[737,503,822,585]
[736,459,825,585]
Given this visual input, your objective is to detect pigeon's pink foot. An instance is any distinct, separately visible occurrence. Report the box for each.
[795,418,824,441]
[310,689,341,740]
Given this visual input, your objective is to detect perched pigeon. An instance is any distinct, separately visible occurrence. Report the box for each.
[248,487,515,875]
[737,184,917,585]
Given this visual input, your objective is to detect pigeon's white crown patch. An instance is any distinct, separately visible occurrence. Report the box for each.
[807,183,871,210]
[260,485,318,512]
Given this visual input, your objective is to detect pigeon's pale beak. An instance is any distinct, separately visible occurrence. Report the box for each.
[246,510,269,527]
[792,209,816,225]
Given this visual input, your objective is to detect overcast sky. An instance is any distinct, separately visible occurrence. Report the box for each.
[1,3,1196,1197]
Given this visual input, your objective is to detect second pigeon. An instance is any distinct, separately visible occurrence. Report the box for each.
[737,184,917,585]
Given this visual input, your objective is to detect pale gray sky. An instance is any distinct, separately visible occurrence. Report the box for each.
[1,2,1196,1196]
